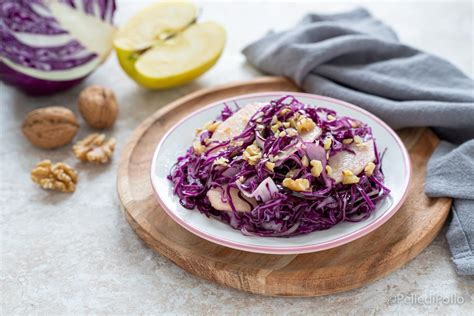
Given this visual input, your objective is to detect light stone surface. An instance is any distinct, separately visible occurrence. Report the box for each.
[1,0,473,314]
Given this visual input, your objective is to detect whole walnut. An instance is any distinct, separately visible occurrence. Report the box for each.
[22,106,80,149]
[78,85,118,129]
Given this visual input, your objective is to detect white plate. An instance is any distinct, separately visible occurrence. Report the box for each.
[150,92,411,254]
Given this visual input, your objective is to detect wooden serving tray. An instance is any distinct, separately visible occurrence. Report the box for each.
[117,77,451,296]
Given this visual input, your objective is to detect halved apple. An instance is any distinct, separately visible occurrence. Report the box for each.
[114,1,226,89]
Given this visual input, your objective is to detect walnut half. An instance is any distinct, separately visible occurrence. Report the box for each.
[31,160,78,193]
[73,133,116,163]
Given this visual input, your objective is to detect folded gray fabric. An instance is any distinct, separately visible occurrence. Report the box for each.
[243,8,474,274]
[426,141,474,275]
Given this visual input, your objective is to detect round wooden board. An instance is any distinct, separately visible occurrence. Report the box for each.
[117,77,451,297]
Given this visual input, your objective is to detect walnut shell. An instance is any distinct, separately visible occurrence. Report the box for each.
[78,85,118,129]
[22,106,80,149]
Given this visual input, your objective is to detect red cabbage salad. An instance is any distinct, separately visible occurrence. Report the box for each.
[168,95,390,237]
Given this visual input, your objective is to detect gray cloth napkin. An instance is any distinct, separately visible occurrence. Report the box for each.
[243,8,474,275]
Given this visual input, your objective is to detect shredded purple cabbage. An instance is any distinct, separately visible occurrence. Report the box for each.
[168,95,390,237]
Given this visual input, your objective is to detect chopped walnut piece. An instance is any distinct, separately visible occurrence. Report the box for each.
[288,117,297,129]
[310,160,323,177]
[265,161,275,172]
[342,170,360,185]
[279,108,291,116]
[301,155,309,167]
[342,138,353,145]
[285,128,298,137]
[354,135,363,144]
[296,117,316,134]
[326,165,333,176]
[73,133,116,163]
[213,157,228,166]
[31,160,77,193]
[243,144,262,165]
[364,162,376,176]
[282,178,310,192]
[323,137,332,150]
[327,114,336,121]
[271,121,282,134]
[204,121,220,132]
[192,141,206,155]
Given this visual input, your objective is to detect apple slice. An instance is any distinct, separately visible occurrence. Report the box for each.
[207,186,255,213]
[328,140,376,184]
[211,102,265,142]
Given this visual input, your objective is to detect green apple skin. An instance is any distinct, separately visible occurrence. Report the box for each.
[115,42,225,89]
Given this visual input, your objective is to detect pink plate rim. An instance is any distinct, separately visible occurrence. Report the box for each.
[150,91,412,255]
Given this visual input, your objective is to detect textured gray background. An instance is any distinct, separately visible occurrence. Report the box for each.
[1,0,473,314]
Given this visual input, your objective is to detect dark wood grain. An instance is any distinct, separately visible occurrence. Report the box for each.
[117,77,451,297]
